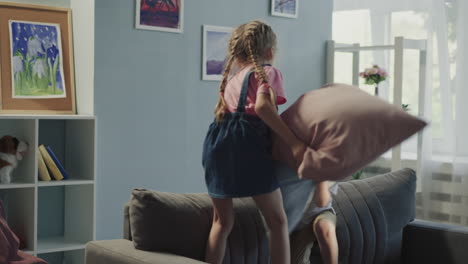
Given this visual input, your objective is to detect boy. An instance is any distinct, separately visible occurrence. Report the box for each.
[291,181,339,264]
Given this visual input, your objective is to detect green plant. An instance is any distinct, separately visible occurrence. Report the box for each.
[352,169,364,180]
[402,104,410,112]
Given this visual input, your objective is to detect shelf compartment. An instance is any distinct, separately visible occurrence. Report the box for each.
[37,179,94,187]
[0,182,35,189]
[0,188,35,252]
[0,119,37,185]
[38,184,94,254]
[38,119,95,181]
[37,236,86,254]
[0,115,95,120]
[38,248,84,264]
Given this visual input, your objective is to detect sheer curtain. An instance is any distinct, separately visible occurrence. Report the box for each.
[333,0,468,226]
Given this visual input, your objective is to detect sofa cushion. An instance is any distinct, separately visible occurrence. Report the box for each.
[129,190,212,260]
[85,239,206,264]
[129,189,270,263]
[290,169,416,264]
[272,83,427,182]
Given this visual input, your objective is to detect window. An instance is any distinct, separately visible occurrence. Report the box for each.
[332,2,457,155]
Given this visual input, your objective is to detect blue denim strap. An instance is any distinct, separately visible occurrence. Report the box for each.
[236,64,272,113]
[236,71,254,113]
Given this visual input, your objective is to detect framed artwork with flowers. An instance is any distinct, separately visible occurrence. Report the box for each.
[0,2,75,114]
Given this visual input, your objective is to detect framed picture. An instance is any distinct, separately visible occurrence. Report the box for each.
[135,0,184,33]
[0,2,75,114]
[271,0,299,18]
[202,25,233,81]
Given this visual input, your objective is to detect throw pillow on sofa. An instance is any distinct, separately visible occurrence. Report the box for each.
[129,189,271,263]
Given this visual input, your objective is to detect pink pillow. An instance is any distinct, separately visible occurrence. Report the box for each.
[272,83,427,181]
[0,200,46,264]
[0,200,19,263]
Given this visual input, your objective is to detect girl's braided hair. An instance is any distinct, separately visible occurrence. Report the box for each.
[214,20,277,122]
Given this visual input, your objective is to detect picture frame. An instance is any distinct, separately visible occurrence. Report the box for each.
[202,25,233,81]
[0,2,75,114]
[135,0,184,33]
[271,0,299,19]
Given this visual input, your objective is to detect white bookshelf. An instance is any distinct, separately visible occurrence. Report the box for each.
[0,116,96,263]
[0,0,95,263]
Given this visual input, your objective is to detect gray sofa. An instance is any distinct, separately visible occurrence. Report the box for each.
[85,167,468,264]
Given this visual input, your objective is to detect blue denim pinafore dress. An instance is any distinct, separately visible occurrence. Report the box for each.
[202,69,280,198]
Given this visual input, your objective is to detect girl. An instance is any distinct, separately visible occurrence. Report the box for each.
[202,20,306,264]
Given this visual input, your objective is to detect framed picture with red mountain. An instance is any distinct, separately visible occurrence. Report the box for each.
[135,0,184,33]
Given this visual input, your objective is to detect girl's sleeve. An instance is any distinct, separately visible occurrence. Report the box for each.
[257,66,287,105]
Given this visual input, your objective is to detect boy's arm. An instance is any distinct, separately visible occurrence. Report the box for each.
[313,181,331,208]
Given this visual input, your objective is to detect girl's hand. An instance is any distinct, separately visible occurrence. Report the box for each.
[291,140,307,167]
[255,93,307,167]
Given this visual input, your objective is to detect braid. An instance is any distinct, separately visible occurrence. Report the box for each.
[214,33,241,122]
[245,22,277,108]
[245,23,269,84]
[247,41,269,85]
[214,54,234,122]
[214,20,277,121]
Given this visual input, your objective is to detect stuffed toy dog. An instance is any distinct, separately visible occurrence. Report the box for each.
[0,136,28,184]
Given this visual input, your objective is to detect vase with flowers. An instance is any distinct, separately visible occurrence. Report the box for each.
[359,65,388,96]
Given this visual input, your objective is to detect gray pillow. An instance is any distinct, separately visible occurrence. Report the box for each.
[128,189,271,263]
[129,189,212,260]
[307,168,416,264]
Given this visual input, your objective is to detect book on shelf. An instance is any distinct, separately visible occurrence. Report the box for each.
[37,148,51,181]
[45,145,69,180]
[38,144,64,181]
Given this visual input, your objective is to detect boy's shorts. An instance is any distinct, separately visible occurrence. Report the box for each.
[312,209,337,227]
[290,210,337,263]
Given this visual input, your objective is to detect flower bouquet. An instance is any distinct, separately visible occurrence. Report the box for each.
[359,65,388,96]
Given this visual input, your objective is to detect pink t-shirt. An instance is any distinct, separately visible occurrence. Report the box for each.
[224,65,287,115]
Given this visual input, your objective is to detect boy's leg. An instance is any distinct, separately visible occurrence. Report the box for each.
[313,211,338,264]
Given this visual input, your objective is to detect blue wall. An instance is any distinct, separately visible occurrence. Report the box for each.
[95,0,333,239]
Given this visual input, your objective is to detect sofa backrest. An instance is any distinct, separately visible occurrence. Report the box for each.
[122,168,416,264]
[122,161,316,241]
[330,168,416,264]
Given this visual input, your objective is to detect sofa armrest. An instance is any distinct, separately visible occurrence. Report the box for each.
[124,203,132,241]
[402,219,468,264]
[85,239,207,264]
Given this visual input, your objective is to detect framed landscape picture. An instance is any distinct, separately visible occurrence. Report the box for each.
[271,0,299,18]
[135,0,184,33]
[202,25,232,81]
[0,2,75,114]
